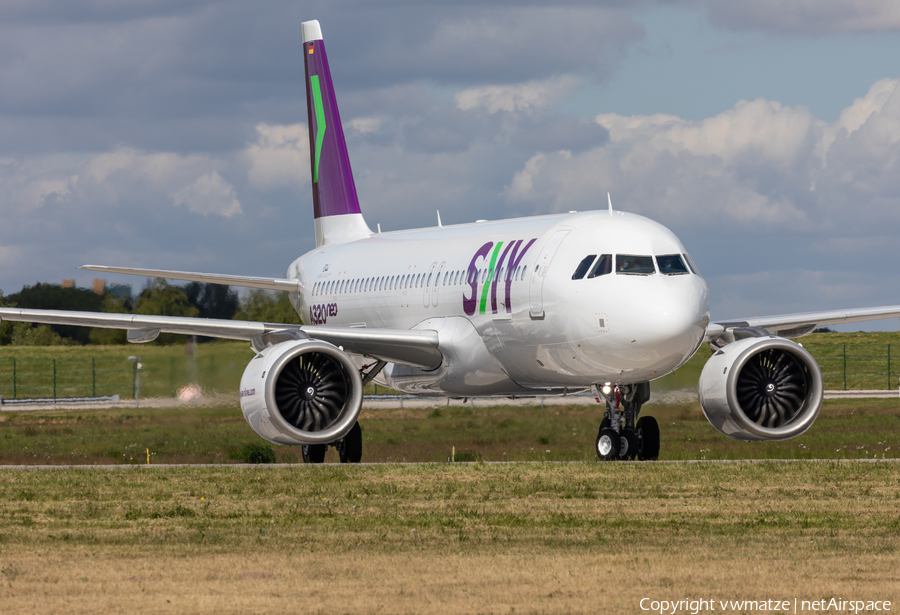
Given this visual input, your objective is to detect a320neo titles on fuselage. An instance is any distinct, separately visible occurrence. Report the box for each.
[2,20,899,464]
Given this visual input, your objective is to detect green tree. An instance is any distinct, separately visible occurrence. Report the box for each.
[133,278,200,345]
[89,292,134,345]
[0,289,14,345]
[234,290,302,325]
[9,323,74,346]
[6,283,104,345]
[184,282,239,320]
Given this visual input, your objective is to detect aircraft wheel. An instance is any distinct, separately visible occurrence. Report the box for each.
[619,430,639,461]
[338,422,363,464]
[636,416,660,461]
[302,444,327,464]
[595,428,620,461]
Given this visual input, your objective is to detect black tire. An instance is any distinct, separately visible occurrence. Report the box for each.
[338,422,363,464]
[636,416,660,461]
[595,428,620,461]
[618,430,638,461]
[302,443,327,464]
[599,417,611,431]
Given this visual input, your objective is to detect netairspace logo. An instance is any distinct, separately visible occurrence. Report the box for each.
[639,597,892,614]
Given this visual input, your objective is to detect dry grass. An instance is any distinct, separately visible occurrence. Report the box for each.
[1,462,899,613]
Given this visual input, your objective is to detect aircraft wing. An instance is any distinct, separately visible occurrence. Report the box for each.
[0,308,441,370]
[706,304,900,340]
[80,265,300,292]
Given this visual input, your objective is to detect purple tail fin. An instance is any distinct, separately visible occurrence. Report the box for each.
[302,20,370,246]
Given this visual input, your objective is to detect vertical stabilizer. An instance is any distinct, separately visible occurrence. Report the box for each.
[302,20,371,247]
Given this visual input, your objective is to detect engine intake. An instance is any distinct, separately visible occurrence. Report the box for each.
[699,336,823,441]
[240,339,363,445]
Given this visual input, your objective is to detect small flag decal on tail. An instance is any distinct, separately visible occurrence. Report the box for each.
[308,45,314,54]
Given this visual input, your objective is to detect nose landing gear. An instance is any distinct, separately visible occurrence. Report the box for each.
[591,382,657,461]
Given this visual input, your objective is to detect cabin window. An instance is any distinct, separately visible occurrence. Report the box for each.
[616,255,655,275]
[572,255,596,280]
[588,255,612,278]
[521,265,528,280]
[657,254,689,275]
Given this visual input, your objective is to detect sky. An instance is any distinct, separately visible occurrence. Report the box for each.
[1,0,899,331]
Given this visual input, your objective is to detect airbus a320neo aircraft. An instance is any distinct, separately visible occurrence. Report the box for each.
[3,20,899,463]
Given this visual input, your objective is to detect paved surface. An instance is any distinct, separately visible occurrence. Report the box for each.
[2,388,897,412]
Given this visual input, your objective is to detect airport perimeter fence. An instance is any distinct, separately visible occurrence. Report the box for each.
[806,343,896,391]
[0,353,246,401]
[0,343,895,402]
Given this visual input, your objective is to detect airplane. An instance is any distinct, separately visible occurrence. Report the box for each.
[2,19,899,463]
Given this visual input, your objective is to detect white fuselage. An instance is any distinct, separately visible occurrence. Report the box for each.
[287,210,710,396]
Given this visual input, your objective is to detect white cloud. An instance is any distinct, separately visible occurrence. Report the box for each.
[0,147,243,221]
[819,78,899,159]
[349,116,385,134]
[455,75,580,114]
[505,80,900,234]
[598,98,820,166]
[245,123,309,190]
[171,171,242,217]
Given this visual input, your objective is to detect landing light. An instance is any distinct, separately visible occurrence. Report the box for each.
[601,383,612,395]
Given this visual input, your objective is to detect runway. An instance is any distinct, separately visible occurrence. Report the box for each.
[2,388,897,412]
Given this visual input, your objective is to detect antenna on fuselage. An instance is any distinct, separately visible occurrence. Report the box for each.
[377,223,381,233]
[437,210,442,227]
[608,192,613,216]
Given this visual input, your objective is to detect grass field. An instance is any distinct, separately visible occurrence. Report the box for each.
[1,462,898,613]
[1,369,898,612]
[1,397,898,465]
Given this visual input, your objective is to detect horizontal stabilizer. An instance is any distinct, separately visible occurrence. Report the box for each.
[80,265,300,293]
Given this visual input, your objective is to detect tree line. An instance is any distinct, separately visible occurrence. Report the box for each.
[0,279,301,346]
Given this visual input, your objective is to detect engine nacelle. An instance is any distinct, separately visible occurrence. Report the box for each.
[699,336,823,441]
[239,339,363,446]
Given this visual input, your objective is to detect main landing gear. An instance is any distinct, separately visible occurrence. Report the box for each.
[301,360,385,464]
[592,382,659,461]
[301,421,363,464]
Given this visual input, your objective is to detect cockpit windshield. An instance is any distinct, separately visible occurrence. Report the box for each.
[656,254,689,275]
[616,255,655,275]
[683,253,701,276]
[571,255,596,280]
[588,254,612,278]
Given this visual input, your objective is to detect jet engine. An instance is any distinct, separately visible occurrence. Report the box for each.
[699,336,823,441]
[239,338,363,446]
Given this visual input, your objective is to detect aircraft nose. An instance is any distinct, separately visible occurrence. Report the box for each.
[626,278,709,357]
